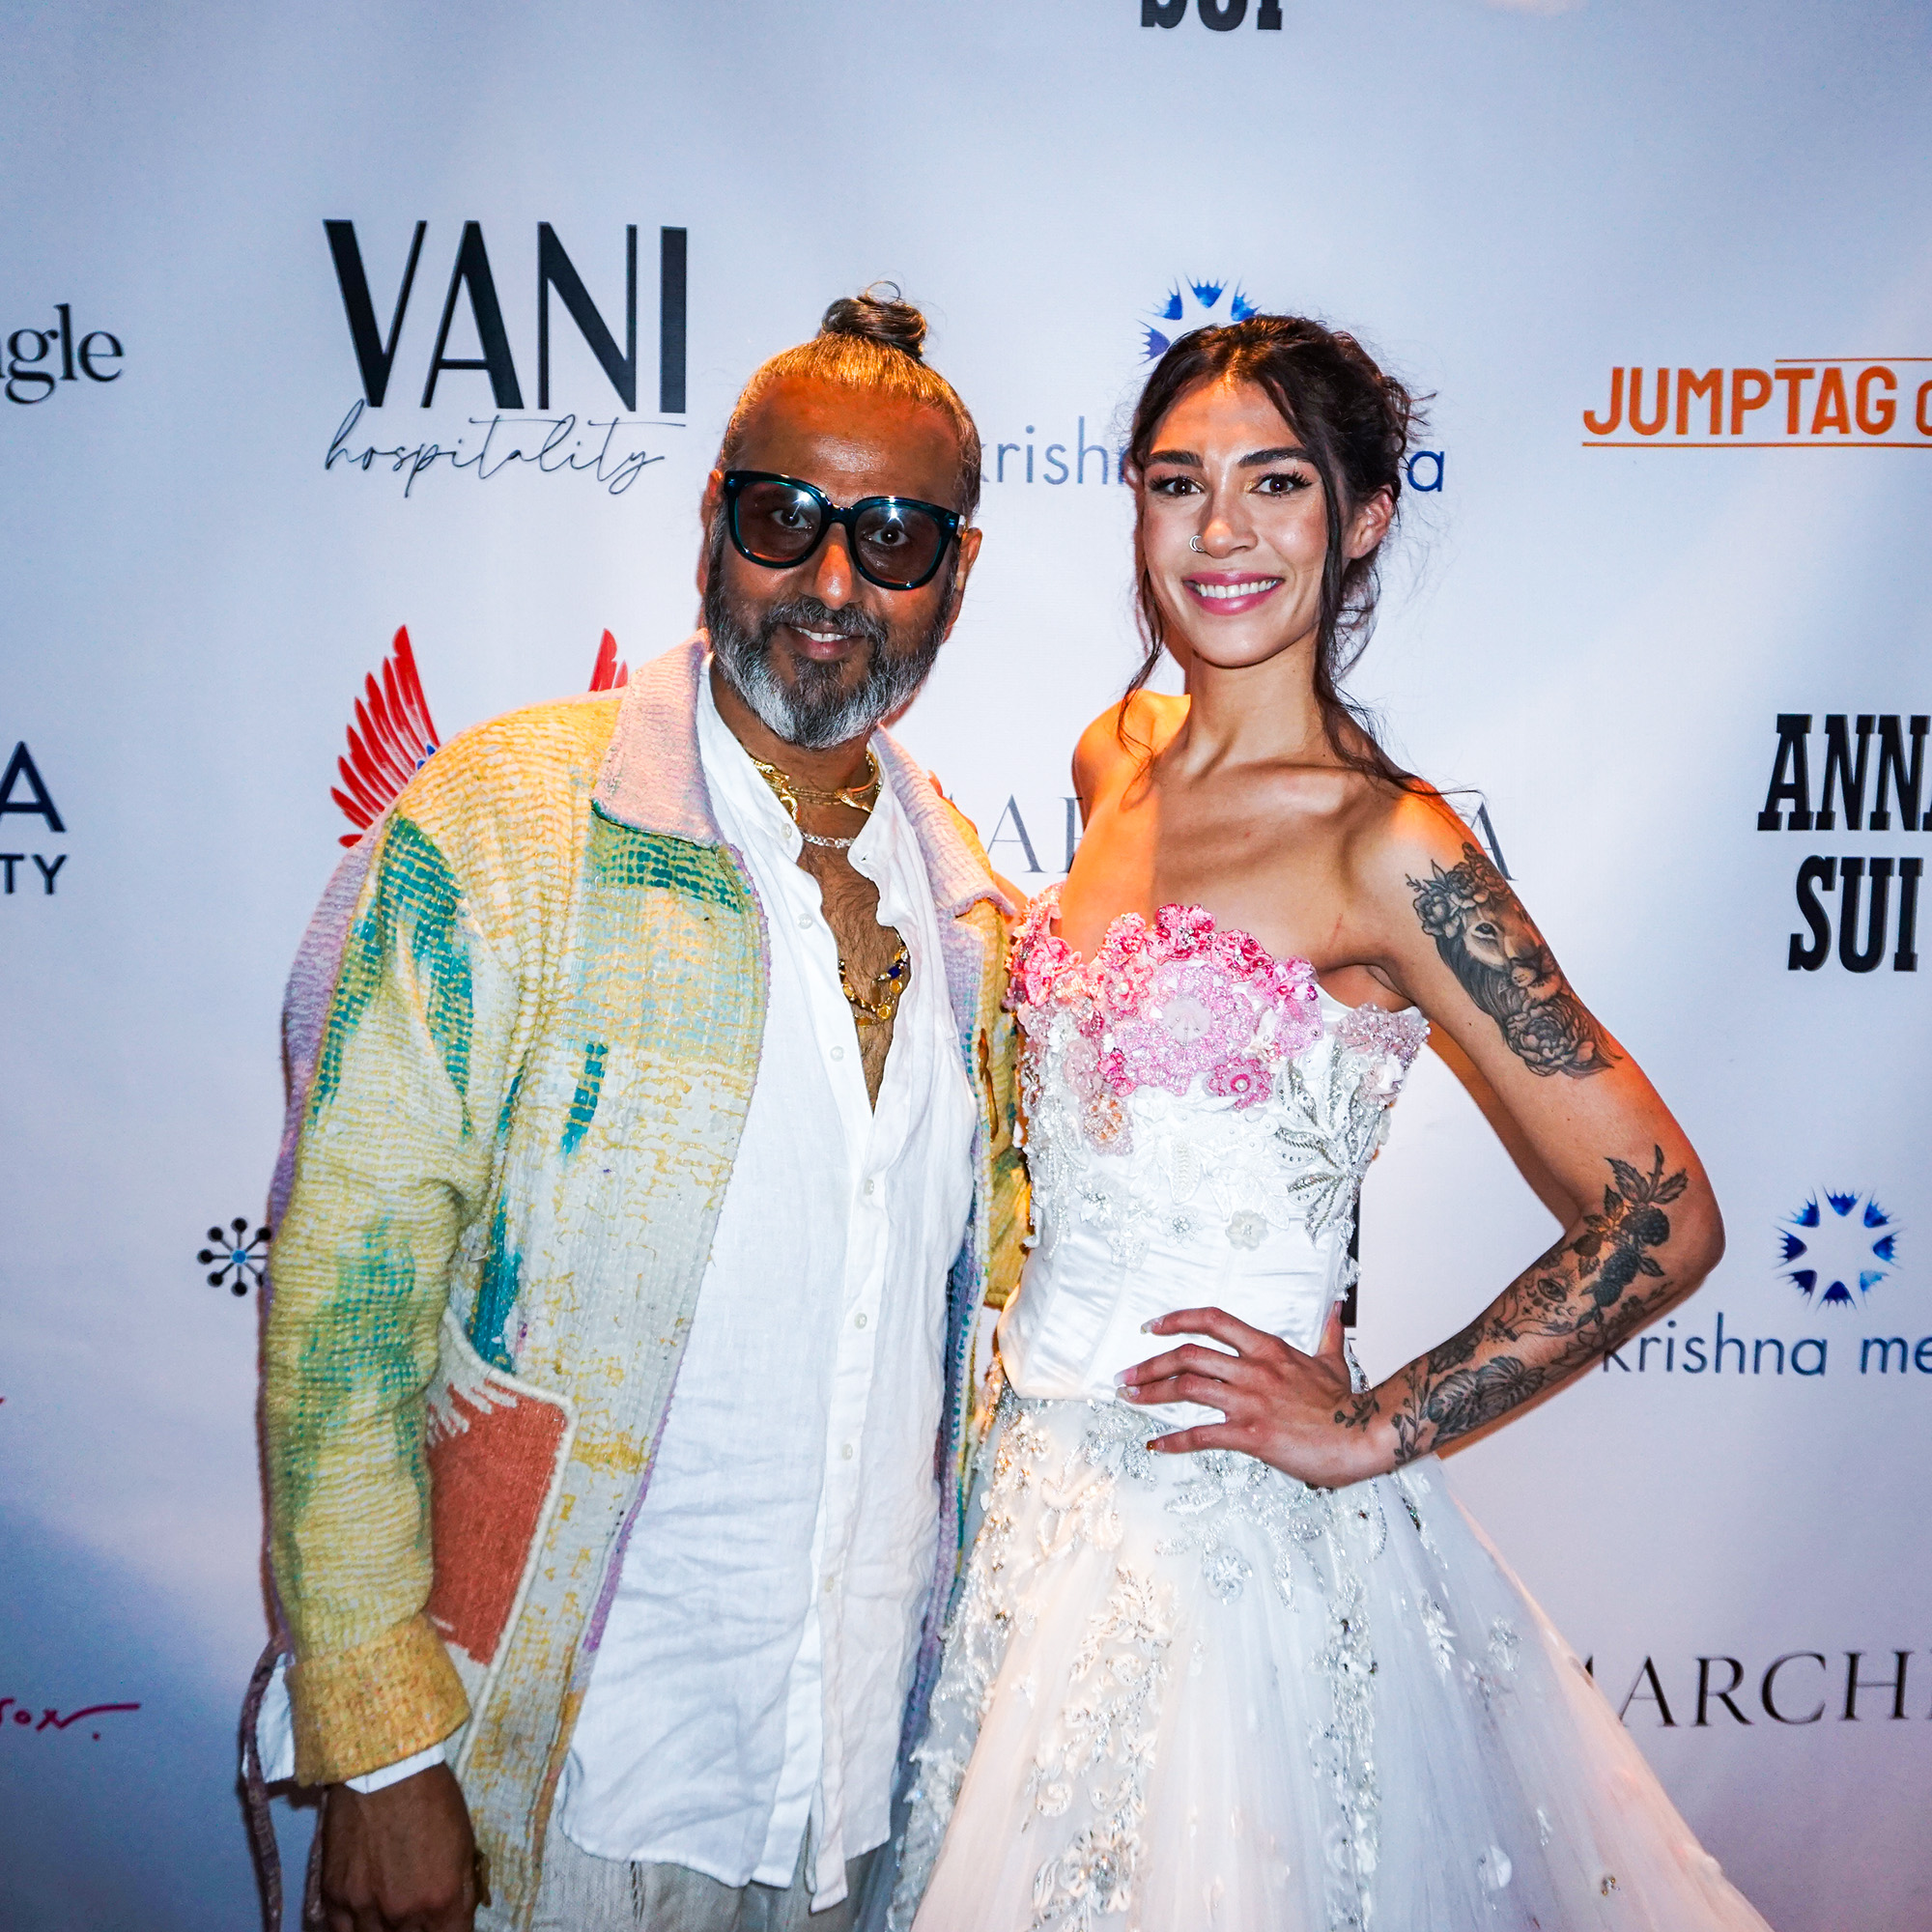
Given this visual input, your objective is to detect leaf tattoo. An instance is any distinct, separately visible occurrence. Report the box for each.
[1563,1146,1687,1331]
[1336,1146,1690,1463]
[1407,842,1617,1078]
[1403,1356,1548,1451]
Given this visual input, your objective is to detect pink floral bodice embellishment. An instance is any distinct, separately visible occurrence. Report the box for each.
[1009,891,1322,1123]
[1336,1000,1430,1070]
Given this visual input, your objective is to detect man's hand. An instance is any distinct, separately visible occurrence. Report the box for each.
[321,1763,480,1932]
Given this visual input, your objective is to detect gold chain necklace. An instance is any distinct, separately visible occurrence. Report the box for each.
[749,749,881,823]
[750,748,904,1028]
[842,935,910,1028]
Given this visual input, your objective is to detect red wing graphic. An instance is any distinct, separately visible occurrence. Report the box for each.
[327,628,621,846]
[588,628,629,692]
[330,626,442,846]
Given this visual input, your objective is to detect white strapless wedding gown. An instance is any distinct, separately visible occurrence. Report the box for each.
[890,891,1771,1932]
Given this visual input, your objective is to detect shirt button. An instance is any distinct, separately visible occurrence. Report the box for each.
[840,1442,855,1461]
[823,1576,836,1594]
[797,912,813,929]
[831,1044,845,1061]
[854,1312,868,1329]
[864,1178,876,1197]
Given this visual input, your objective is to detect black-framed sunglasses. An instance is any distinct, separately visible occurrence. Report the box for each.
[722,470,964,592]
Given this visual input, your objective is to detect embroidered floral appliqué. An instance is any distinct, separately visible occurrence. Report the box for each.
[1336,1003,1430,1073]
[1008,890,1323,1148]
[894,1395,1398,1932]
[1006,888,1428,1280]
[1026,1564,1174,1928]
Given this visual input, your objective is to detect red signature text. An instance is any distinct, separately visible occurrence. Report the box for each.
[0,1695,141,1738]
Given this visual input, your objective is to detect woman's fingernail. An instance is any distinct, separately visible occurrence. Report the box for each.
[1140,1320,1153,1333]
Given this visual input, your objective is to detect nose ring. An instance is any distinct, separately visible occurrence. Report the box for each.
[1189,534,1206,554]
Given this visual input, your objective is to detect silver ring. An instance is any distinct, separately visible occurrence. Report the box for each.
[1189,534,1205,553]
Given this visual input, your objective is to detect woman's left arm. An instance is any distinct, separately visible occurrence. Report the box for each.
[1122,798,1724,1484]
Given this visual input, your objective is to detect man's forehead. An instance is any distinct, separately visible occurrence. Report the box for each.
[731,377,961,503]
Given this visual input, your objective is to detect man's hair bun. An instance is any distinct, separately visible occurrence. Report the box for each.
[820,284,928,362]
[719,280,980,515]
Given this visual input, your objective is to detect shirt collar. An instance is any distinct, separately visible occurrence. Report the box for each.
[695,658,904,870]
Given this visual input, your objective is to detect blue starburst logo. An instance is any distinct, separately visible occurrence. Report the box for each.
[1777,1189,1898,1306]
[1141,277,1260,361]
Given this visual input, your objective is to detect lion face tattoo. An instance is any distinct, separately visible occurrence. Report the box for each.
[1408,843,1617,1079]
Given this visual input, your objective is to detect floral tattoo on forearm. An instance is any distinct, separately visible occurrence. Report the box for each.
[1408,842,1617,1078]
[1338,1146,1689,1463]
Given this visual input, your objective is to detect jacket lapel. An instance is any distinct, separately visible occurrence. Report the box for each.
[873,733,1015,1037]
[592,634,719,840]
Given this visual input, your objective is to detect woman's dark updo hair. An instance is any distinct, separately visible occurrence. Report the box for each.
[718,282,981,515]
[1125,314,1422,788]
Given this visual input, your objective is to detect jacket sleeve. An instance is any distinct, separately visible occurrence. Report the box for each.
[263,810,521,1783]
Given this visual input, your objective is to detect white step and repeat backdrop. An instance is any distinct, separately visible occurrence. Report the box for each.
[4,4,1928,1927]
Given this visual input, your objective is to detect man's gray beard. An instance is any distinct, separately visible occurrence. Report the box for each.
[705,563,946,753]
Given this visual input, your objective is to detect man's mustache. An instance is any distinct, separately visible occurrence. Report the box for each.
[758,597,890,653]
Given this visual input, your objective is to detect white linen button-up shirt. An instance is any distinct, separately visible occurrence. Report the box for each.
[554,668,978,1907]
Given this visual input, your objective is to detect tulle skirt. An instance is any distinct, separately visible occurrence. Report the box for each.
[890,1394,1772,1932]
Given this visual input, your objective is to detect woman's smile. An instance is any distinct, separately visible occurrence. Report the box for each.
[1182,570,1285,614]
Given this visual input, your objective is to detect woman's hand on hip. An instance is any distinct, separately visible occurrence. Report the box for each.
[1118,1304,1394,1487]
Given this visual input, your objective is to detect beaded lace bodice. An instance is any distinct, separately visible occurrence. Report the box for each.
[995,887,1430,1402]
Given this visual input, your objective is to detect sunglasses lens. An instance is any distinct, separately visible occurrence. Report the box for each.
[734,479,825,564]
[854,501,946,587]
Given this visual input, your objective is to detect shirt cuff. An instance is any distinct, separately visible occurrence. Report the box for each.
[344,1743,446,1794]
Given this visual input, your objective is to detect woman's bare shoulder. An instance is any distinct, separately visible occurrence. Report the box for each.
[1072,691,1186,801]
[1341,774,1478,894]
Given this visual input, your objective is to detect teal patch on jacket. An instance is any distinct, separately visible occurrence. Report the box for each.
[560,1041,609,1159]
[586,806,752,911]
[311,815,476,1127]
[469,1198,523,1372]
[275,1221,430,1594]
[497,1061,527,1143]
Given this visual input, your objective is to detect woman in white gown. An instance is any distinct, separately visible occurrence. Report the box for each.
[889,317,1773,1931]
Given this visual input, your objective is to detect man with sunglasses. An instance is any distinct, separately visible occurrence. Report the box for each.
[258,290,1026,1932]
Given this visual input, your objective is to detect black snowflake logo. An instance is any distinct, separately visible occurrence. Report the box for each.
[198,1218,271,1295]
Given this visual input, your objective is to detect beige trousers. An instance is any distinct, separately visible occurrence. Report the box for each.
[532,1824,883,1932]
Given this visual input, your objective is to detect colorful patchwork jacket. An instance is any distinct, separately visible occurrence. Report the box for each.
[260,637,1026,1928]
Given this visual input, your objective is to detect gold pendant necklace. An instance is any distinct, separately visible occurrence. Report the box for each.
[843,938,909,1028]
[842,935,910,1028]
[750,749,882,823]
[750,749,899,1025]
